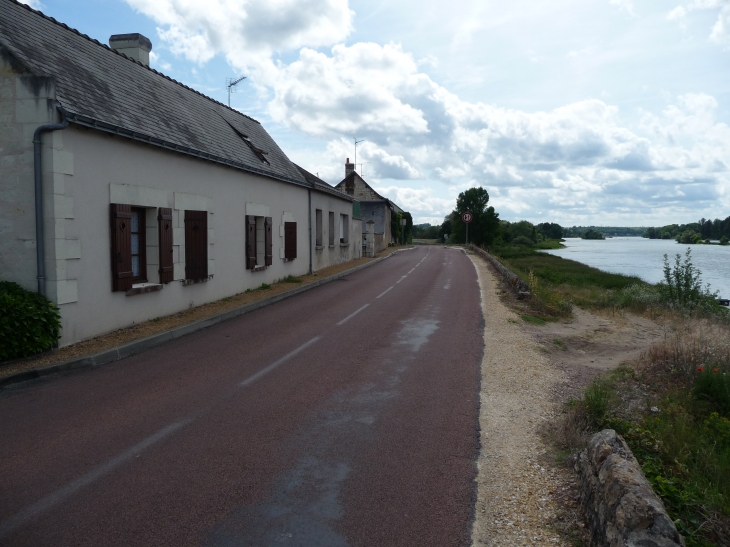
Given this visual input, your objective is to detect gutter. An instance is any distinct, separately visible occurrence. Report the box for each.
[308,181,313,275]
[33,105,68,296]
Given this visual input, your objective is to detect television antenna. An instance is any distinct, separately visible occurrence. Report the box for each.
[225,75,248,107]
[358,162,371,178]
[353,137,364,167]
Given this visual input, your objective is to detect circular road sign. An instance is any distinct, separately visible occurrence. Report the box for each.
[462,211,473,223]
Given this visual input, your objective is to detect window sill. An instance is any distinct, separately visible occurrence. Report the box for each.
[315,245,324,250]
[340,243,350,247]
[126,283,163,296]
[328,244,335,249]
[252,265,267,272]
[182,275,213,286]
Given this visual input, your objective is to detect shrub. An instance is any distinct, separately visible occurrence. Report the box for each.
[694,368,730,417]
[0,281,61,361]
[512,235,534,246]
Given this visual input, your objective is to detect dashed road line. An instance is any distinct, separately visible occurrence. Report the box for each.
[336,304,370,326]
[377,287,394,299]
[241,336,322,386]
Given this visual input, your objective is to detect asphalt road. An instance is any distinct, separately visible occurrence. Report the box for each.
[0,246,484,547]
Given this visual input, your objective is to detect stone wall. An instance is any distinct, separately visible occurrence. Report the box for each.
[576,430,684,547]
[467,245,531,297]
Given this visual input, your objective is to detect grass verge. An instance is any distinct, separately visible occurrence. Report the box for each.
[493,242,730,546]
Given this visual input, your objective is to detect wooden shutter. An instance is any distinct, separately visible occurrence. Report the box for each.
[265,217,273,266]
[158,208,174,284]
[245,215,256,269]
[110,203,133,292]
[184,210,208,280]
[285,222,297,260]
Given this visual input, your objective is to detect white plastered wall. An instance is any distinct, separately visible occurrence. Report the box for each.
[310,191,361,272]
[57,126,313,346]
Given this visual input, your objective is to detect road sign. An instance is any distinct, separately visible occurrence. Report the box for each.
[462,211,473,223]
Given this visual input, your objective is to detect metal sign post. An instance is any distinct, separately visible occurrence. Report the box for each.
[462,211,473,245]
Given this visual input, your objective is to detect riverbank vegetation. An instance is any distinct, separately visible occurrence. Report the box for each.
[489,242,730,545]
[643,216,730,244]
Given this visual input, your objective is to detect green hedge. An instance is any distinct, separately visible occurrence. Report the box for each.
[0,281,61,361]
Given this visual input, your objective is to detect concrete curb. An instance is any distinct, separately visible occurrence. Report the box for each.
[1,250,412,389]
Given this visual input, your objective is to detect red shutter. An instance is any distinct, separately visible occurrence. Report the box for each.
[285,222,297,260]
[245,215,256,269]
[158,207,174,283]
[110,203,133,292]
[185,210,208,280]
[265,216,273,266]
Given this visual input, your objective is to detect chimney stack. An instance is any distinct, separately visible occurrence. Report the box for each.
[345,157,355,178]
[109,33,152,66]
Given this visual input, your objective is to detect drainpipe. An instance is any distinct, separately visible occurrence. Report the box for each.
[308,182,313,275]
[33,105,68,296]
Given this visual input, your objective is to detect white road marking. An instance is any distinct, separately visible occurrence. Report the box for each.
[240,336,322,386]
[396,276,407,284]
[0,420,192,539]
[408,268,415,274]
[336,304,370,326]
[376,287,394,299]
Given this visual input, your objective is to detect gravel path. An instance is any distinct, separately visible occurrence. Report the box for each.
[470,253,571,546]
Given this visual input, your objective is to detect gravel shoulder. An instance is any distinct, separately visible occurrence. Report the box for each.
[469,252,666,546]
[470,253,570,546]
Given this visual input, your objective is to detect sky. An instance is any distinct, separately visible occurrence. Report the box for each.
[20,0,730,227]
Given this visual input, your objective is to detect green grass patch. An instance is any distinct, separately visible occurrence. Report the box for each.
[563,364,730,546]
[553,338,566,349]
[258,283,272,290]
[281,275,303,284]
[520,314,546,325]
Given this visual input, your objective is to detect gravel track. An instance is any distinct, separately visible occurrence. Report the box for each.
[470,254,570,547]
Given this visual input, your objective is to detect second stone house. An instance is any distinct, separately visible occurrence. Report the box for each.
[335,159,404,254]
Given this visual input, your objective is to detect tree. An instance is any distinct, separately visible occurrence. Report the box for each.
[449,187,500,246]
[537,222,563,240]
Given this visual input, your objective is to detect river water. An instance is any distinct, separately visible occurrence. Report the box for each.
[541,237,730,298]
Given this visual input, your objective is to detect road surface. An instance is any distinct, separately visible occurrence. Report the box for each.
[0,246,483,546]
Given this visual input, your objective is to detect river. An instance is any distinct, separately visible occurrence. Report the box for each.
[541,237,730,298]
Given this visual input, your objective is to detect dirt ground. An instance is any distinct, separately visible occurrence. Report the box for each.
[469,252,666,546]
[0,247,406,381]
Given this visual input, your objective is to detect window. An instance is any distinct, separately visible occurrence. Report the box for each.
[130,207,147,282]
[315,209,323,248]
[111,204,171,291]
[284,222,297,260]
[184,210,208,280]
[340,214,349,244]
[328,212,335,246]
[246,215,272,269]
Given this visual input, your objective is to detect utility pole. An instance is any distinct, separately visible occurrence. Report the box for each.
[225,75,247,107]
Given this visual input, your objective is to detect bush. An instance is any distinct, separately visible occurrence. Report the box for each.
[512,235,534,246]
[0,281,61,360]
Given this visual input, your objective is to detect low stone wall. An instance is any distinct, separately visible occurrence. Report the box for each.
[576,429,685,547]
[467,245,531,298]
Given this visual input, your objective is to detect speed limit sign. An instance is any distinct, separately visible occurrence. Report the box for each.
[462,211,473,223]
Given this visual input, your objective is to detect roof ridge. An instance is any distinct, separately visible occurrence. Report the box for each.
[8,0,260,125]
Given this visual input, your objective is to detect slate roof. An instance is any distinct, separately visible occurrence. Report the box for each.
[335,172,403,212]
[293,164,355,201]
[0,0,308,187]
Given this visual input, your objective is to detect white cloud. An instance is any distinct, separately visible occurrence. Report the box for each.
[124,0,354,74]
[610,0,636,16]
[667,0,730,47]
[18,0,43,9]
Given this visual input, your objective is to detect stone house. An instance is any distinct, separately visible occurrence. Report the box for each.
[334,159,404,254]
[0,0,361,347]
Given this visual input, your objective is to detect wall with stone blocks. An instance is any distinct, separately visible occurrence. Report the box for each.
[577,430,684,547]
[467,245,531,297]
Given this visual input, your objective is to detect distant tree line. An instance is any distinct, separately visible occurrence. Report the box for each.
[643,217,730,245]
[562,226,644,237]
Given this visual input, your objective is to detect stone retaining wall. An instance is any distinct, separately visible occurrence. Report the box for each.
[467,245,531,297]
[577,429,684,547]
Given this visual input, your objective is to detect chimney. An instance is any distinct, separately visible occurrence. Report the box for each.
[345,157,355,178]
[109,33,152,66]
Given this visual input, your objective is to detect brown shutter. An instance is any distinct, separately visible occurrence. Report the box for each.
[285,222,297,260]
[265,217,273,266]
[184,210,208,280]
[110,203,133,292]
[158,207,174,284]
[245,215,256,269]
